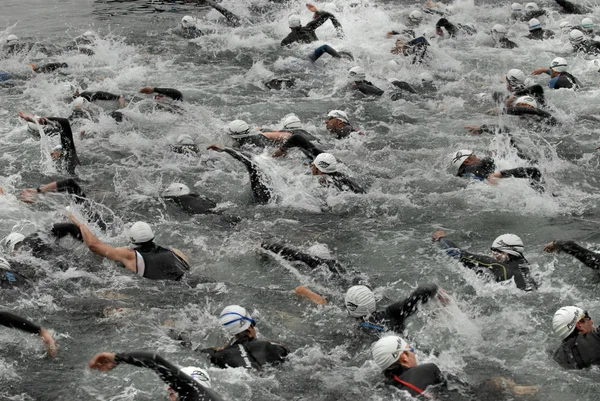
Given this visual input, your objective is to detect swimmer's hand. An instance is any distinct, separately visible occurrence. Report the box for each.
[435,288,451,306]
[487,171,501,185]
[432,230,446,242]
[21,188,38,203]
[89,352,118,371]
[306,3,319,14]
[18,112,45,124]
[207,144,223,152]
[531,67,548,76]
[139,86,154,94]
[272,148,286,158]
[465,125,483,135]
[40,328,57,358]
[544,241,560,253]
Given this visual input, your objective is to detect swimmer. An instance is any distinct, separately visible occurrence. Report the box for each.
[432,230,538,291]
[347,66,384,97]
[568,29,600,55]
[171,134,200,155]
[525,18,554,39]
[552,306,599,369]
[490,24,518,48]
[0,311,57,357]
[161,183,218,215]
[531,57,581,89]
[503,68,545,107]
[324,110,361,139]
[311,153,366,194]
[281,4,344,46]
[544,239,600,274]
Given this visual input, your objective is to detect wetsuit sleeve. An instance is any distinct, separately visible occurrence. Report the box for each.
[0,311,42,334]
[265,341,290,364]
[500,167,541,181]
[554,240,600,269]
[46,117,80,175]
[391,80,418,94]
[305,12,343,37]
[331,174,367,194]
[221,148,271,203]
[51,223,83,242]
[80,91,120,101]
[438,237,499,267]
[206,0,241,27]
[356,82,384,96]
[153,88,183,101]
[114,352,204,397]
[56,178,86,199]
[384,284,438,325]
[280,33,295,47]
[280,133,323,159]
[554,0,579,13]
[261,241,346,274]
[480,124,511,134]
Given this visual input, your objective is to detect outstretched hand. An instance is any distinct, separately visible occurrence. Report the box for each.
[531,68,547,76]
[432,230,446,242]
[89,352,118,371]
[18,112,44,124]
[465,125,482,135]
[139,86,154,94]
[207,144,223,152]
[21,188,37,203]
[544,241,559,253]
[435,288,451,306]
[306,3,318,13]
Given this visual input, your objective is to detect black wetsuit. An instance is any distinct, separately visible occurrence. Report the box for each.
[573,40,600,55]
[551,240,600,271]
[554,327,600,369]
[219,148,272,204]
[164,194,217,215]
[513,84,545,107]
[1,268,29,288]
[114,351,224,401]
[384,363,445,397]
[438,237,537,291]
[329,124,358,139]
[232,134,274,150]
[0,311,41,334]
[153,87,183,101]
[46,117,80,175]
[79,91,121,103]
[322,172,366,194]
[526,28,555,40]
[171,144,200,155]
[402,36,429,64]
[280,12,343,46]
[134,243,190,281]
[436,18,477,37]
[498,37,518,49]
[505,106,557,126]
[203,336,289,370]
[522,10,547,21]
[351,80,385,97]
[180,26,203,39]
[548,72,580,90]
[11,224,83,262]
[206,0,241,27]
[264,78,296,90]
[279,133,324,159]
[32,62,68,73]
[358,284,439,333]
[555,0,590,14]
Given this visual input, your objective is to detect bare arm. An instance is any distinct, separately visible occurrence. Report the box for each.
[69,213,136,272]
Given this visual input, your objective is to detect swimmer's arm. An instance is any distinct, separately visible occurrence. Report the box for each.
[46,117,77,155]
[69,214,136,272]
[0,311,57,357]
[261,130,292,142]
[140,87,183,101]
[384,284,439,321]
[205,0,241,27]
[219,147,254,169]
[545,240,600,269]
[531,67,550,76]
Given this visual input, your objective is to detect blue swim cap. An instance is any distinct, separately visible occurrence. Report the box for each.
[0,71,10,82]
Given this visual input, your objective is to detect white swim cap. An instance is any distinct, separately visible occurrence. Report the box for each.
[228,119,250,135]
[177,134,195,145]
[569,29,585,44]
[288,14,302,28]
[181,16,195,29]
[281,113,302,129]
[326,110,349,124]
[514,95,537,108]
[82,31,95,40]
[163,183,190,197]
[313,153,338,173]
[506,69,526,86]
[408,10,423,24]
[348,66,366,82]
[345,285,376,317]
[450,149,473,176]
[550,57,568,72]
[128,221,155,245]
[51,144,63,152]
[524,2,539,12]
[491,24,507,41]
[6,35,18,45]
[219,305,254,336]
[553,306,586,340]
[528,18,541,30]
[72,96,90,110]
[180,367,212,388]
[491,234,524,257]
[511,3,522,13]
[371,336,412,371]
[581,17,594,29]
[2,233,25,253]
[0,256,10,270]
[559,21,573,32]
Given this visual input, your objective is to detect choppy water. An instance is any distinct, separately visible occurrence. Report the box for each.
[2,0,600,400]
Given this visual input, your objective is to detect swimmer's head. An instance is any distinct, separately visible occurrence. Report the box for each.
[219,305,255,337]
[50,144,63,160]
[311,152,338,175]
[524,2,538,12]
[528,18,542,31]
[325,110,349,132]
[553,306,594,340]
[281,113,302,130]
[348,66,366,82]
[514,95,537,108]
[6,34,18,46]
[491,24,507,41]
[550,57,568,74]
[177,134,195,145]
[450,149,474,176]
[491,233,524,260]
[2,232,25,254]
[168,367,211,400]
[288,14,302,28]
[181,16,195,29]
[559,21,573,33]
[408,10,423,25]
[581,17,594,32]
[82,31,96,41]
[128,221,155,247]
[162,183,191,198]
[372,336,417,371]
[227,119,252,138]
[569,29,585,45]
[344,285,376,317]
[511,2,522,14]
[506,68,526,90]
